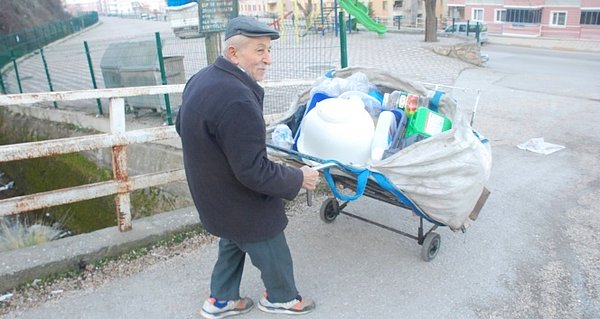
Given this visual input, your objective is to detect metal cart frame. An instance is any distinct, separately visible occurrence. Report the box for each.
[268,145,444,262]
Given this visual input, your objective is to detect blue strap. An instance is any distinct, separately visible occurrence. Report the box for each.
[428,90,444,113]
[322,167,440,224]
[322,166,371,201]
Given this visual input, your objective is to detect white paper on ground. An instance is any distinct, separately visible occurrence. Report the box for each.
[517,137,565,155]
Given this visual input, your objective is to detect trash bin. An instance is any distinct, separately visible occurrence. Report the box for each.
[100,40,185,114]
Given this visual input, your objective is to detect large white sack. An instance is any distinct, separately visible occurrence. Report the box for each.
[274,67,492,230]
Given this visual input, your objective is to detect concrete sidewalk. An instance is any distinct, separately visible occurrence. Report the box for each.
[487,34,600,52]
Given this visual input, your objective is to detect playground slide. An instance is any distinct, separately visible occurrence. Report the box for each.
[339,0,387,35]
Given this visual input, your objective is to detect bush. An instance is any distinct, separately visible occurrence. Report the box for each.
[0,217,68,252]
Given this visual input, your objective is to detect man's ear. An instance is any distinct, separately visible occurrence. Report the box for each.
[226,46,238,64]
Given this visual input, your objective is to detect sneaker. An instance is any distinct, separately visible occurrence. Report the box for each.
[200,296,254,319]
[257,292,315,315]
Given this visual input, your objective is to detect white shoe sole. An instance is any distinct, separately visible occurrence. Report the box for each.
[257,301,315,315]
[200,304,254,319]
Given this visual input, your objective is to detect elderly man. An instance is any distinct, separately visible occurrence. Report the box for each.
[176,16,319,319]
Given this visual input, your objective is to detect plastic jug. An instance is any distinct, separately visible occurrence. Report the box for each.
[405,107,452,138]
[370,111,397,161]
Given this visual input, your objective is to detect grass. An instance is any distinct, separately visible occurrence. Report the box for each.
[0,217,68,252]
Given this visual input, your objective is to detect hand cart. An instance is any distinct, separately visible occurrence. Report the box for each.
[268,144,446,262]
[266,67,491,262]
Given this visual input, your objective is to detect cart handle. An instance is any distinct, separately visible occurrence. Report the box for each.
[307,162,338,206]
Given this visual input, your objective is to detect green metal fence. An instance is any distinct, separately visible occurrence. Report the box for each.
[0,12,99,70]
[0,15,341,122]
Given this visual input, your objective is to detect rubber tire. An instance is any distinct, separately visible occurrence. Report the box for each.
[421,232,441,262]
[320,198,339,223]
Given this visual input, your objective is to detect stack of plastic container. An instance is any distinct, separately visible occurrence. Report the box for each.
[371,89,453,160]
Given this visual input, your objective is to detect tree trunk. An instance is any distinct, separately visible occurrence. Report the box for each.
[424,0,437,42]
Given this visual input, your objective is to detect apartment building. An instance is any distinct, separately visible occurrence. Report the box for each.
[446,0,600,39]
[238,0,441,26]
[63,0,166,16]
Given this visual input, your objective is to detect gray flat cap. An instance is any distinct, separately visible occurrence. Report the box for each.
[224,16,280,41]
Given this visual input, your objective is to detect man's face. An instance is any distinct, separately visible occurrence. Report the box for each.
[229,36,273,81]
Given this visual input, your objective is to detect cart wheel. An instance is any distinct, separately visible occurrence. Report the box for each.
[320,198,340,223]
[420,232,441,262]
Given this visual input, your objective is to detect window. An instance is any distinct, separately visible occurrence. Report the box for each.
[495,9,506,22]
[551,11,567,26]
[383,1,387,10]
[394,1,403,9]
[581,10,600,25]
[472,8,484,21]
[505,8,542,24]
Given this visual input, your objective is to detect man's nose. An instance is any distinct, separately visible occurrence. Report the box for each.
[264,51,272,65]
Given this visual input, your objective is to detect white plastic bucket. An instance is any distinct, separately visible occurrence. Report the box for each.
[297,97,374,166]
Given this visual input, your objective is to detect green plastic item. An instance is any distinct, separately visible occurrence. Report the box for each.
[405,107,452,138]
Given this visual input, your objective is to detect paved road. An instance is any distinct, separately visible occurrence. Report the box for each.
[2,17,600,319]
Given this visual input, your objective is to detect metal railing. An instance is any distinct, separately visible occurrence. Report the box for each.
[0,85,186,232]
[0,80,310,232]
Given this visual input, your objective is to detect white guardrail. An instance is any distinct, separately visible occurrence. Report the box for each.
[0,80,312,232]
[0,85,187,231]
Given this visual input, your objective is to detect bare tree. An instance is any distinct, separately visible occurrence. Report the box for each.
[296,0,314,19]
[424,0,437,42]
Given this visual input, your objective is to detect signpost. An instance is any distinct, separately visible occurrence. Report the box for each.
[198,0,238,64]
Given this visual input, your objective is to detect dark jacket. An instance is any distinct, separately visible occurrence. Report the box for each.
[176,56,303,243]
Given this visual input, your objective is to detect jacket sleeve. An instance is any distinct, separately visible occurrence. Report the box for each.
[216,100,303,200]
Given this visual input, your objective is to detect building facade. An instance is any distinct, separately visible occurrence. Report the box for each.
[238,0,444,27]
[63,0,166,16]
[446,0,600,39]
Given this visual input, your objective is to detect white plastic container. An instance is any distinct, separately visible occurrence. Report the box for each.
[297,97,375,166]
[338,90,383,118]
[370,111,397,161]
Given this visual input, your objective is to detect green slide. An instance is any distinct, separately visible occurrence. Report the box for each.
[339,0,387,36]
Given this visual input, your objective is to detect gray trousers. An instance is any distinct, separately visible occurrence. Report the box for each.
[210,231,299,303]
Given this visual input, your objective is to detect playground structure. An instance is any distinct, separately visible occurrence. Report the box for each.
[271,0,387,37]
[338,0,386,35]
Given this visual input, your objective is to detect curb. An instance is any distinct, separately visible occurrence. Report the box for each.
[0,207,200,293]
[486,35,600,52]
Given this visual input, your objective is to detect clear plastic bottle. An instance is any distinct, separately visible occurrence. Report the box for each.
[382,90,401,110]
[370,111,397,161]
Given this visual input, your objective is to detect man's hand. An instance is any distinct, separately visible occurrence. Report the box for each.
[300,166,319,190]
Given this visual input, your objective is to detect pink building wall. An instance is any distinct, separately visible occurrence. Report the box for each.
[541,6,581,39]
[446,0,600,39]
[581,25,600,40]
[503,0,545,6]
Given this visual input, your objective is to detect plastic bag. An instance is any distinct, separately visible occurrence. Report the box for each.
[271,124,294,149]
[309,71,375,99]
